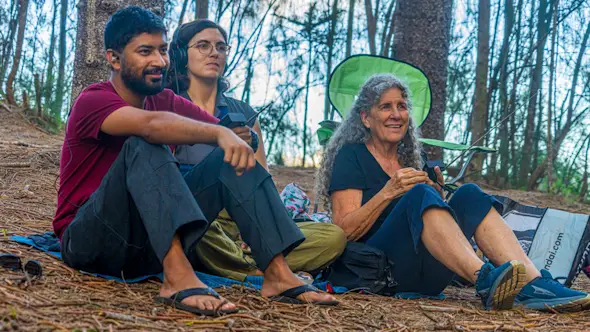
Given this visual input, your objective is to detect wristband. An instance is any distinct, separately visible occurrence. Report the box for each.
[250,129,259,153]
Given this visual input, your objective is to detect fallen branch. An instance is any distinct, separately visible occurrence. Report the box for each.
[181,319,230,325]
[37,320,69,331]
[222,313,273,326]
[464,324,527,331]
[0,162,31,168]
[0,103,12,113]
[100,311,150,323]
[0,141,54,148]
[420,305,475,314]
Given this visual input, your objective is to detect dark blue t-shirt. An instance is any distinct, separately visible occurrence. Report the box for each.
[329,143,400,242]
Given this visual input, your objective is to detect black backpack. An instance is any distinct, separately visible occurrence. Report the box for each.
[320,241,397,295]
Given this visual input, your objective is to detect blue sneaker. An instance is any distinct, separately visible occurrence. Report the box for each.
[515,269,590,312]
[475,261,526,310]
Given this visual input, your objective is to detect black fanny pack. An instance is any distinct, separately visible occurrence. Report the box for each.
[320,241,397,295]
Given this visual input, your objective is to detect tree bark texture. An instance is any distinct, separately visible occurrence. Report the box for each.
[469,0,490,180]
[392,0,453,160]
[5,0,29,105]
[70,0,165,107]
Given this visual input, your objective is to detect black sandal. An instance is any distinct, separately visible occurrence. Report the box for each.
[155,287,238,316]
[269,284,339,306]
[0,254,21,271]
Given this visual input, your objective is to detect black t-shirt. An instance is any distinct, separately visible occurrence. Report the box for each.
[329,143,401,242]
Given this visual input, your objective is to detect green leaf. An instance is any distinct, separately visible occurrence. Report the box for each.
[419,138,496,152]
[9,306,17,319]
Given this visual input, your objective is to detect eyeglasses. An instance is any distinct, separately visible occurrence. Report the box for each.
[188,41,231,56]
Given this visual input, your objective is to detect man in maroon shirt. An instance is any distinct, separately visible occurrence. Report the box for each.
[56,6,337,316]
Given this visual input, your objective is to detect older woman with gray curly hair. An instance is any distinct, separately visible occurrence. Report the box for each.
[316,74,590,312]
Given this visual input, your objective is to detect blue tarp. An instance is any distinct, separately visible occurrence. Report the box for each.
[10,233,346,293]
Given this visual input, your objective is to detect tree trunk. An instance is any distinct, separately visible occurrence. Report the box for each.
[531,94,543,172]
[302,7,315,167]
[509,0,524,186]
[34,73,42,117]
[5,0,29,105]
[44,0,58,114]
[345,0,355,57]
[580,138,590,202]
[526,20,590,190]
[241,56,254,104]
[215,0,224,22]
[380,0,396,57]
[392,0,453,160]
[53,0,68,117]
[469,0,490,181]
[545,0,558,192]
[519,0,550,187]
[364,0,377,54]
[196,0,209,19]
[324,0,339,120]
[496,0,514,186]
[179,0,190,24]
[564,134,590,189]
[70,0,164,106]
[0,0,18,91]
[28,8,43,83]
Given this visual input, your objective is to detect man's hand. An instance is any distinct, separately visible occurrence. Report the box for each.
[231,126,252,145]
[216,127,256,176]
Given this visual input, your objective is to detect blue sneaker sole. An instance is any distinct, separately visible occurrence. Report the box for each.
[517,294,590,312]
[488,261,527,311]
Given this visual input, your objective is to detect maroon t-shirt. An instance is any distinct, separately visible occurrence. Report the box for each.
[53,81,219,239]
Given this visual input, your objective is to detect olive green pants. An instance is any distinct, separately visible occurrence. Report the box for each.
[195,213,346,281]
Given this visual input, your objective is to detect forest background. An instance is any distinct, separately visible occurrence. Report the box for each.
[0,0,588,200]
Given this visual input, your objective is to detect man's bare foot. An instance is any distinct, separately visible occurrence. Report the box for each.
[161,236,236,312]
[260,258,338,304]
[160,272,236,312]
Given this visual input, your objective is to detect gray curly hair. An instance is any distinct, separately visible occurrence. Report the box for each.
[315,74,424,212]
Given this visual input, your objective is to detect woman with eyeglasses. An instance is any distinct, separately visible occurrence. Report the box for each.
[166,20,346,284]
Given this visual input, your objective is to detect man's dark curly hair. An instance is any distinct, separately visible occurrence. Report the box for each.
[104,6,167,52]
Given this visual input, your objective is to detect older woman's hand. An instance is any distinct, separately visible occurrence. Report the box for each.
[426,166,445,197]
[381,168,429,200]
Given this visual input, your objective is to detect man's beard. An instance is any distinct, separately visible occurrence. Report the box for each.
[121,62,167,96]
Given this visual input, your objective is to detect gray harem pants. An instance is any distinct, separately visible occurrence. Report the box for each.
[61,137,305,278]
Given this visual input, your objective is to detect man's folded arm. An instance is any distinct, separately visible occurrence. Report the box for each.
[101,106,223,145]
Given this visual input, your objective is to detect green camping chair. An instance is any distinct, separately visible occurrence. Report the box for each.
[318,55,496,186]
